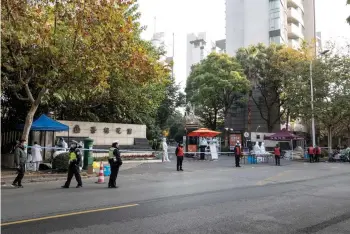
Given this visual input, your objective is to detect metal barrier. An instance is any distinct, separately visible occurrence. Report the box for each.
[24,146,277,164]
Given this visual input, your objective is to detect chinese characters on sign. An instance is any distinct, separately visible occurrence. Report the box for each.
[90,126,97,134]
[229,134,242,150]
[103,127,110,134]
[73,125,80,134]
[116,128,122,134]
[127,128,132,135]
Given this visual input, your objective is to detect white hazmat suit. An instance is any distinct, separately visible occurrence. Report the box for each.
[162,138,170,162]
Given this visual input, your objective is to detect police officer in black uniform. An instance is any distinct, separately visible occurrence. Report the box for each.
[108,140,123,188]
[62,141,83,188]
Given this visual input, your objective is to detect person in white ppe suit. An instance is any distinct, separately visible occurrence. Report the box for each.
[61,139,68,151]
[31,141,42,171]
[162,138,170,162]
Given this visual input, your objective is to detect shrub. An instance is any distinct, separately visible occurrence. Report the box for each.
[52,153,70,172]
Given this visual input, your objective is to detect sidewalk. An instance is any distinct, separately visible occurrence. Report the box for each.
[1,160,160,185]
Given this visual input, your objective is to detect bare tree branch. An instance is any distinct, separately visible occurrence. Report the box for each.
[12,90,30,101]
[251,94,268,122]
[24,83,35,103]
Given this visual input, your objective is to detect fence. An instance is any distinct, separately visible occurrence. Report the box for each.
[1,131,22,147]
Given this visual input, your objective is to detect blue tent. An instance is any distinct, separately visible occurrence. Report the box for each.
[17,114,69,131]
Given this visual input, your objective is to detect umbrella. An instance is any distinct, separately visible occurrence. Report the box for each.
[187,128,221,137]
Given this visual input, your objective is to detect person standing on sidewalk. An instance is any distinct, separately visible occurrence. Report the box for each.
[175,143,184,171]
[31,142,42,171]
[314,145,321,163]
[234,141,241,167]
[274,144,281,166]
[308,145,314,163]
[12,139,27,188]
[62,141,83,188]
[108,140,123,188]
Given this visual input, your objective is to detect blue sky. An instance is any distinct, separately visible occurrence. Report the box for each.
[138,0,350,89]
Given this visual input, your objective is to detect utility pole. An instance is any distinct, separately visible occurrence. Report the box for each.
[172,33,175,79]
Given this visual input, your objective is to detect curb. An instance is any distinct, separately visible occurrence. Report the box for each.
[1,175,91,185]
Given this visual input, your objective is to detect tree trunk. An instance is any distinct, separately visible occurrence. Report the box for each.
[213,109,218,130]
[21,103,40,142]
[328,126,332,153]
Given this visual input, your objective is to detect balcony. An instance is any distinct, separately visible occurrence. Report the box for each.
[288,7,304,26]
[288,39,301,49]
[288,23,304,40]
[287,0,304,12]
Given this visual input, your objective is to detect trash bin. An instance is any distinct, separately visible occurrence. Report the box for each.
[103,165,111,176]
[247,155,257,164]
[83,138,94,170]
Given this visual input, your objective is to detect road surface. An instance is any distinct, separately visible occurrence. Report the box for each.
[2,157,350,233]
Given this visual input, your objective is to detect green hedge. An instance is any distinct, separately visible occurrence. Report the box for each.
[52,153,70,172]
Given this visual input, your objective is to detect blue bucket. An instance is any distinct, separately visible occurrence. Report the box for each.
[304,152,309,159]
[247,155,257,164]
[103,165,111,176]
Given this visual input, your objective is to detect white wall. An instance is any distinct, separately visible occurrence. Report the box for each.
[56,121,146,146]
[303,0,316,44]
[251,132,275,148]
[226,0,269,56]
[243,0,269,47]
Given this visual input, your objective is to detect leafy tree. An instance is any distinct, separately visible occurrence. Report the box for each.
[236,43,309,132]
[1,0,169,141]
[311,49,350,151]
[186,52,250,130]
[156,76,185,132]
[270,46,310,129]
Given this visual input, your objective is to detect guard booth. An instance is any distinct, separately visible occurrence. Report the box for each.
[184,123,199,157]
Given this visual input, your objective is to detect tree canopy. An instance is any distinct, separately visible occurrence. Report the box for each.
[1,0,171,141]
[185,52,250,130]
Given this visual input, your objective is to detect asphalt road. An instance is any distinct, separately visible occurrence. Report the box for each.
[2,157,350,234]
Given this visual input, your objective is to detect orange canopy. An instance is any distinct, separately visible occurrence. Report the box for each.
[187,128,221,137]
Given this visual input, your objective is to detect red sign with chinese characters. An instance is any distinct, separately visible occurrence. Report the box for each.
[229,134,242,150]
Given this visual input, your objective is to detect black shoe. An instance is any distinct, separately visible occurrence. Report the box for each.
[61,186,69,188]
[11,183,17,187]
[177,169,179,171]
[76,185,82,188]
[180,169,183,171]
[17,185,23,188]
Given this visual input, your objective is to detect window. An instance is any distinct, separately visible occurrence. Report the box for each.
[270,36,281,44]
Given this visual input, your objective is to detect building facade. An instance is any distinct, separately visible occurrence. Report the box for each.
[186,32,226,78]
[226,0,316,55]
[225,0,317,133]
[186,32,209,78]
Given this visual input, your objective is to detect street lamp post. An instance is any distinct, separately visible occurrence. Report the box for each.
[310,49,330,147]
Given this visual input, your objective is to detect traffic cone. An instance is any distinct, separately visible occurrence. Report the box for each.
[95,162,105,184]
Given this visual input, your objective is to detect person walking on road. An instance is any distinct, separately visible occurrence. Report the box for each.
[31,141,42,171]
[274,144,281,166]
[314,145,321,162]
[12,139,27,188]
[62,141,83,188]
[308,145,314,163]
[234,141,241,168]
[108,140,123,188]
[175,143,184,171]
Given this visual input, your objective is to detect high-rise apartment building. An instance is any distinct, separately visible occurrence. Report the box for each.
[226,0,316,55]
[186,33,224,78]
[225,0,316,134]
